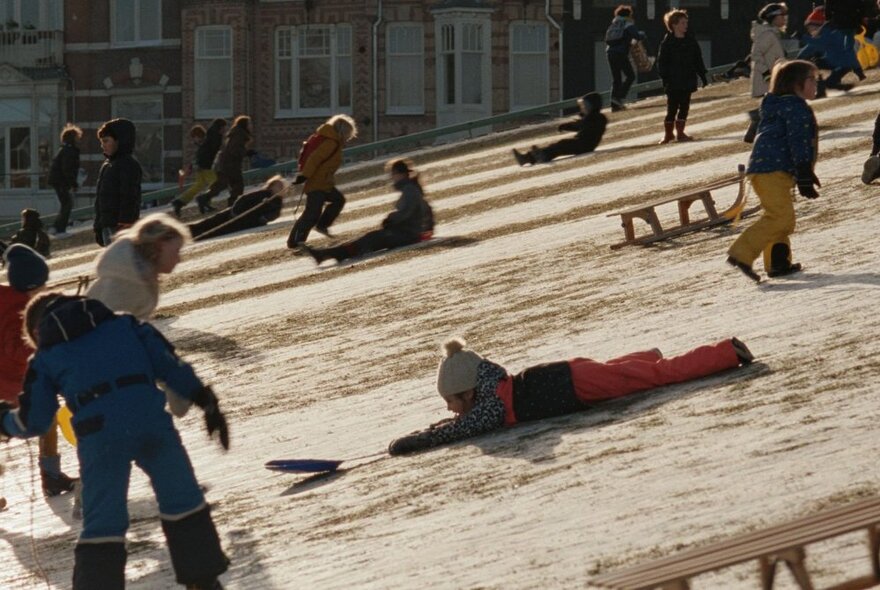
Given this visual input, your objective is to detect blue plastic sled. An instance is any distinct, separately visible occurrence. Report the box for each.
[265,459,344,473]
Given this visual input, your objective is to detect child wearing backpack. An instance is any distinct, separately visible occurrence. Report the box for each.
[605,5,646,112]
[387,336,754,455]
[287,114,358,249]
[727,60,820,283]
[0,292,230,590]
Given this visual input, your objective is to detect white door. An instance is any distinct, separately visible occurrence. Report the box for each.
[435,18,491,132]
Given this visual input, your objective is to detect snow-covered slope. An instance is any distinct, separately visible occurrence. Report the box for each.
[2,75,880,589]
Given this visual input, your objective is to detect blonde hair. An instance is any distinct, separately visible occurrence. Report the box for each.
[120,213,191,269]
[327,114,358,142]
[769,59,818,96]
[263,173,290,195]
[664,9,688,31]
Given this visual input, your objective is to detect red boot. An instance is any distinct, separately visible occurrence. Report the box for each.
[658,121,675,144]
[675,119,693,142]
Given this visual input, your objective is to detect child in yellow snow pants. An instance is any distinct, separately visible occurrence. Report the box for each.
[728,171,796,274]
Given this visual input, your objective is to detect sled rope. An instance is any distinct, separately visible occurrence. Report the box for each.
[25,440,50,588]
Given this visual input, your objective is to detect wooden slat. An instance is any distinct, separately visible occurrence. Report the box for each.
[593,497,880,587]
[607,175,741,217]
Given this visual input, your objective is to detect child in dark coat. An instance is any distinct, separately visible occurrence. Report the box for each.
[0,292,230,590]
[171,120,226,217]
[189,175,289,240]
[197,115,252,211]
[94,118,143,247]
[0,245,75,496]
[727,60,820,282]
[302,159,433,264]
[512,92,607,166]
[10,209,51,257]
[656,9,708,143]
[388,337,754,455]
[47,124,82,235]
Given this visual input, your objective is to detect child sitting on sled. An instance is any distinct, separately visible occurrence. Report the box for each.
[0,292,230,589]
[512,92,607,166]
[388,336,754,455]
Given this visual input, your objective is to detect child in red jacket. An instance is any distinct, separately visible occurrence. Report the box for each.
[389,336,753,455]
[0,244,76,495]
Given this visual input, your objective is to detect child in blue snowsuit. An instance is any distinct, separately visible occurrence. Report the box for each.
[0,293,230,590]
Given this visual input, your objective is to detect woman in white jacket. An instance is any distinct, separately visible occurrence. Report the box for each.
[744,3,789,142]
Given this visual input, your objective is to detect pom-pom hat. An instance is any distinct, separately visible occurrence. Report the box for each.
[436,338,484,399]
[5,244,49,292]
[805,7,825,26]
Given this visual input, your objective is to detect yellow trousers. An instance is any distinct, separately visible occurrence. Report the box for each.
[39,417,58,457]
[177,169,218,204]
[728,171,796,270]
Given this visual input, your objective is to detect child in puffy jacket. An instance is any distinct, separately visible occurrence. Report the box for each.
[0,292,230,590]
[388,336,754,455]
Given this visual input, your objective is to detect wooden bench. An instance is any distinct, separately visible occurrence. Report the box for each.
[608,165,759,250]
[590,495,880,590]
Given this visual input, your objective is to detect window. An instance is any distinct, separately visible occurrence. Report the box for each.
[0,0,62,29]
[112,95,164,186]
[114,0,161,45]
[386,24,424,114]
[510,23,548,110]
[195,27,233,118]
[276,25,352,117]
[0,95,58,190]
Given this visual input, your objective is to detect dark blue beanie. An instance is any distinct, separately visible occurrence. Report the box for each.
[5,244,49,292]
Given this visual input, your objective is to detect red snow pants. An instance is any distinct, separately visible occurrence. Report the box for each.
[570,339,740,403]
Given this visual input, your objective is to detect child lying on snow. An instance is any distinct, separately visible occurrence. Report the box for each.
[388,337,754,455]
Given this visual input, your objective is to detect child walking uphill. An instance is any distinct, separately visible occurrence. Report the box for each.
[197,115,252,211]
[287,114,358,249]
[0,245,75,496]
[171,120,226,217]
[388,336,754,455]
[47,124,82,235]
[512,92,607,166]
[656,9,708,144]
[0,292,230,589]
[727,60,820,283]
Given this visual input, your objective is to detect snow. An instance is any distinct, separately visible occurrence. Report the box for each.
[2,75,880,589]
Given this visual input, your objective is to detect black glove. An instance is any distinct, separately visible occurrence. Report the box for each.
[193,386,229,450]
[795,164,820,199]
[388,434,428,456]
[0,401,13,440]
[699,74,708,88]
[293,174,306,185]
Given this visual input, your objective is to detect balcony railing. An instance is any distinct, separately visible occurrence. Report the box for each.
[0,30,63,69]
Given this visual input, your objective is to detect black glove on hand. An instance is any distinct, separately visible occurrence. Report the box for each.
[796,164,820,199]
[193,386,230,450]
[388,434,427,456]
[700,74,708,88]
[293,174,306,185]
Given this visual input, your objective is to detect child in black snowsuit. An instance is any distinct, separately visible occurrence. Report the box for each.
[94,118,143,247]
[47,124,82,235]
[189,175,288,240]
[10,209,51,257]
[656,9,708,143]
[862,111,880,185]
[388,337,754,455]
[512,92,607,166]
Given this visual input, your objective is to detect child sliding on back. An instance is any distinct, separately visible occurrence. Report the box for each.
[727,59,820,282]
[512,92,607,166]
[388,336,753,455]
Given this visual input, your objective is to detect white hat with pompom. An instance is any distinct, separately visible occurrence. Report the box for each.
[436,337,484,399]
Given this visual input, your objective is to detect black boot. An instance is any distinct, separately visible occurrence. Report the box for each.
[731,338,754,365]
[767,243,802,278]
[196,194,215,214]
[512,149,534,166]
[74,542,126,590]
[171,199,184,218]
[726,256,761,283]
[743,109,760,144]
[41,469,77,496]
[529,145,548,163]
[161,505,229,587]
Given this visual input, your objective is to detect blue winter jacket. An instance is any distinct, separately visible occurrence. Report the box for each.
[747,93,818,176]
[2,296,203,439]
[797,25,861,70]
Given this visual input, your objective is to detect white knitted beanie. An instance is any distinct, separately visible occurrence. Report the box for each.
[436,338,484,399]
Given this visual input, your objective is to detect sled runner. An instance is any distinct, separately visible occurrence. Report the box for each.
[591,494,880,590]
[608,165,758,250]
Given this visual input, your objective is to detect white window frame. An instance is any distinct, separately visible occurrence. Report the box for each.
[274,24,353,119]
[111,0,161,47]
[194,26,233,119]
[509,22,549,111]
[433,12,492,116]
[386,23,424,115]
[0,0,62,30]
